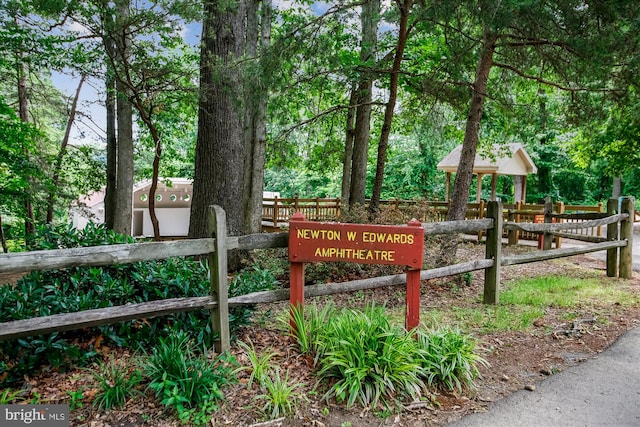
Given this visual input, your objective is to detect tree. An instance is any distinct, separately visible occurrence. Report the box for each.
[348,0,380,208]
[243,0,272,235]
[190,0,247,244]
[369,0,413,217]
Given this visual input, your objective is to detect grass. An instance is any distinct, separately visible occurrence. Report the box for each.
[420,274,639,334]
[500,275,640,308]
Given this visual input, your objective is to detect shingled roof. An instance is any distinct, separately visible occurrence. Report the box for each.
[437,143,537,176]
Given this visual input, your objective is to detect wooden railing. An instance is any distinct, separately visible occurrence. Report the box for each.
[262,197,611,244]
[0,199,634,354]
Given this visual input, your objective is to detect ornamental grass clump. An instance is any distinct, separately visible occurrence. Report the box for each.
[315,304,425,409]
[414,327,488,393]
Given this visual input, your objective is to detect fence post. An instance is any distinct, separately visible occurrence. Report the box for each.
[606,198,619,278]
[484,201,503,304]
[507,209,517,245]
[273,197,279,227]
[289,212,306,330]
[543,196,553,250]
[556,201,564,248]
[208,205,230,353]
[620,197,635,279]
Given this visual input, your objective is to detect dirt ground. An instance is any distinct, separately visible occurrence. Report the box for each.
[5,243,640,427]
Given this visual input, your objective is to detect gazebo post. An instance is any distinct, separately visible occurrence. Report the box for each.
[522,175,527,202]
[445,172,451,201]
[476,173,483,203]
[490,173,497,201]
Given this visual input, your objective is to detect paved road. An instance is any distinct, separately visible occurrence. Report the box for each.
[448,326,640,427]
[448,225,640,427]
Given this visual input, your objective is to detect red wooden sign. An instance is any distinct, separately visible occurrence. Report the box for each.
[288,212,425,331]
[288,214,424,268]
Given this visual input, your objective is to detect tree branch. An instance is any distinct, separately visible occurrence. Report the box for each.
[492,61,622,93]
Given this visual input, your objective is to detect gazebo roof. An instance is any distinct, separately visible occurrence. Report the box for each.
[437,143,537,176]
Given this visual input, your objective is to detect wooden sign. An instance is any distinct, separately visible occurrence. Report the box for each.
[288,212,425,331]
[288,214,424,268]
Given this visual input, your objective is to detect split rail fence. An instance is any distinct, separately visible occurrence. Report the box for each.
[0,198,634,354]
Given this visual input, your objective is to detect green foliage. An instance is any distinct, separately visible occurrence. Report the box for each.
[228,267,280,333]
[315,304,425,409]
[287,302,333,356]
[255,368,306,420]
[90,356,143,410]
[67,388,84,411]
[233,339,277,389]
[0,388,24,404]
[414,328,487,393]
[0,224,280,385]
[289,304,487,409]
[144,333,236,425]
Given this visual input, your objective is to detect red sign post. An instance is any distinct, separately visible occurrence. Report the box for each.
[288,212,425,330]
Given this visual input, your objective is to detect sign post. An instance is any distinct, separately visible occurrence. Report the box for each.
[288,213,425,331]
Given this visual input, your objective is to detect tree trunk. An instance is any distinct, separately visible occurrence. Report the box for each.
[113,0,133,236]
[190,0,247,254]
[104,37,117,230]
[369,0,411,218]
[242,0,271,235]
[47,75,85,224]
[438,31,497,266]
[536,88,552,199]
[348,0,380,208]
[446,32,497,222]
[341,87,357,206]
[17,55,35,244]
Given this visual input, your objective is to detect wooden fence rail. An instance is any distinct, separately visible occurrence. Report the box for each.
[0,198,634,352]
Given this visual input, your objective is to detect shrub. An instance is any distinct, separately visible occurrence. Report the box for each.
[255,368,305,420]
[415,327,488,392]
[0,223,279,385]
[315,304,425,409]
[90,355,142,410]
[144,332,236,425]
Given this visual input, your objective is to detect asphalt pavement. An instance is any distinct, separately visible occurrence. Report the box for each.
[448,326,640,427]
[448,225,640,427]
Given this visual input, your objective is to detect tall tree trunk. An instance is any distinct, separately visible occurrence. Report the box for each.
[17,55,35,244]
[147,131,162,240]
[104,38,117,230]
[369,0,411,218]
[341,87,357,206]
[113,0,133,236]
[46,75,85,224]
[536,88,552,199]
[190,0,247,262]
[243,0,271,235]
[348,0,380,208]
[446,32,497,222]
[438,31,497,266]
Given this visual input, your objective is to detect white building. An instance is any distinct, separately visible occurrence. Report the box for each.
[72,178,279,237]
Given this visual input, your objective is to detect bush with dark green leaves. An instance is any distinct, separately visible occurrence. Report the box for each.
[0,223,278,385]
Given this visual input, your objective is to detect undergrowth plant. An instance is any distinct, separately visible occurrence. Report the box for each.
[415,328,488,392]
[288,303,487,410]
[255,368,306,420]
[315,304,425,409]
[233,339,277,389]
[90,355,142,410]
[0,223,279,385]
[287,302,333,356]
[144,332,236,425]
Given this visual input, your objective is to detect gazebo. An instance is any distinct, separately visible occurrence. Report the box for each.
[437,143,537,203]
